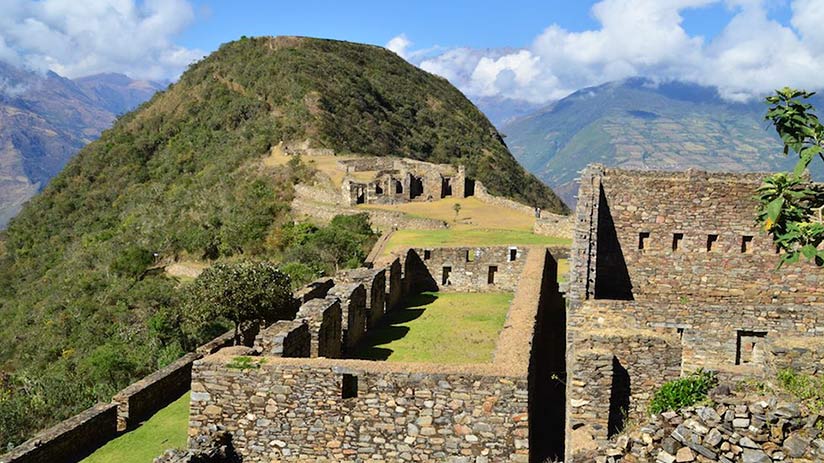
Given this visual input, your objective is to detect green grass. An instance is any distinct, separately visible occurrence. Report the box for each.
[381,228,571,257]
[557,258,569,283]
[81,392,190,463]
[353,291,513,363]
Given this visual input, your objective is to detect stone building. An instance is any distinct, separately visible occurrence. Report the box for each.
[564,165,824,462]
[339,157,474,205]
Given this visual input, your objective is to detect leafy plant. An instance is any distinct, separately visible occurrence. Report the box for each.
[760,88,824,266]
[226,356,264,370]
[777,369,824,414]
[183,260,293,344]
[649,369,717,414]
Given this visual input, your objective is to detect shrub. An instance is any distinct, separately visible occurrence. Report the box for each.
[649,369,717,414]
[777,369,824,412]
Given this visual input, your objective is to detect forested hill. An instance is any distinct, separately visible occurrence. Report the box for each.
[0,36,564,448]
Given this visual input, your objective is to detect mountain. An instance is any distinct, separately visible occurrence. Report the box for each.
[502,78,822,207]
[472,95,545,128]
[0,64,164,227]
[0,36,565,447]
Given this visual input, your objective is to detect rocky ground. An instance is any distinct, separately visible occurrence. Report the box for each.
[597,387,823,463]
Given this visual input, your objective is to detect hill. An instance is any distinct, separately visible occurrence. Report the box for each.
[0,36,564,448]
[502,78,823,207]
[0,63,164,227]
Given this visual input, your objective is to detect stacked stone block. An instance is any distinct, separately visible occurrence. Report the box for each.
[339,267,387,328]
[253,319,310,357]
[295,297,342,358]
[328,283,367,352]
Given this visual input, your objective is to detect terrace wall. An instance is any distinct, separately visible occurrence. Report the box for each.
[254,319,311,358]
[0,404,118,463]
[328,283,367,352]
[188,357,529,462]
[295,297,342,358]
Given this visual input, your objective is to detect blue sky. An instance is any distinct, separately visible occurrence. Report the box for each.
[0,0,822,103]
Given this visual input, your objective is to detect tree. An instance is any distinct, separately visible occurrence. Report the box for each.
[759,88,824,266]
[453,202,462,222]
[183,260,293,343]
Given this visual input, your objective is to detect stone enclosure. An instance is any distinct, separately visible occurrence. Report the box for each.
[339,157,472,206]
[186,245,567,462]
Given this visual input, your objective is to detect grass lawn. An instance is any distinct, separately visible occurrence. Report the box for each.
[380,228,571,257]
[353,291,513,363]
[82,392,189,463]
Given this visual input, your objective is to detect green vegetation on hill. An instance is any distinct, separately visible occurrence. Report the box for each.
[0,36,555,448]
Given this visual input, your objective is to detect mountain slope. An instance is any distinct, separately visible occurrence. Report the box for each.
[503,78,821,207]
[0,36,564,448]
[0,64,164,226]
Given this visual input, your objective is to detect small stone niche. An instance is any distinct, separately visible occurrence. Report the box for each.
[741,235,754,254]
[706,234,719,252]
[638,232,650,250]
[341,373,358,399]
[736,330,767,365]
[672,233,684,251]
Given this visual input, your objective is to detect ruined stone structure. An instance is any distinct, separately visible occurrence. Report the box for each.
[565,165,824,462]
[183,245,567,462]
[339,157,472,206]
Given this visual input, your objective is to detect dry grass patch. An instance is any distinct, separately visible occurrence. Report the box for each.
[360,197,535,231]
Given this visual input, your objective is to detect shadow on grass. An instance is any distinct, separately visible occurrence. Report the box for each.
[351,292,438,361]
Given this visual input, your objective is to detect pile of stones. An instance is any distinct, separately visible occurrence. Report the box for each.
[600,390,822,462]
[153,430,239,463]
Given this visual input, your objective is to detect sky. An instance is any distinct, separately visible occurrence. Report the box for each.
[0,0,822,103]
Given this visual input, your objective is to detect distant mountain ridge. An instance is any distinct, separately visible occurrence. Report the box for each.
[0,63,164,226]
[502,78,822,207]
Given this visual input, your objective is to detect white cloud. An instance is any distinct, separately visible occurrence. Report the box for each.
[407,0,824,103]
[386,34,412,59]
[0,0,203,80]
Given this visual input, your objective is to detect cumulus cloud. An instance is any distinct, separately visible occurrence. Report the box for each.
[412,0,824,103]
[386,34,413,59]
[0,0,203,80]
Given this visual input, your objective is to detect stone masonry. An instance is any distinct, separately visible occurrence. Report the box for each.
[328,283,367,353]
[565,165,824,462]
[295,297,342,358]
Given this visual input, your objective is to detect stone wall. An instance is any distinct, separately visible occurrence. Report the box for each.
[113,352,200,430]
[572,165,824,305]
[328,283,367,352]
[475,180,537,212]
[533,213,573,238]
[766,337,824,376]
[566,331,682,457]
[339,267,387,328]
[571,300,824,376]
[565,164,824,462]
[403,246,530,293]
[339,158,467,206]
[291,195,447,231]
[188,357,530,462]
[0,403,118,463]
[253,319,311,358]
[387,257,402,311]
[295,297,342,358]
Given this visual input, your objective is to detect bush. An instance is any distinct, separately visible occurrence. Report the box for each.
[777,369,824,412]
[649,369,717,414]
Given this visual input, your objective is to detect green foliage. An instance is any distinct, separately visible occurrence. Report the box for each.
[649,369,718,414]
[183,260,293,341]
[777,369,824,413]
[760,88,824,266]
[279,213,376,282]
[226,356,265,370]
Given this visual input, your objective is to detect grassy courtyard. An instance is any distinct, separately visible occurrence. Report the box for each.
[380,228,571,258]
[81,392,189,463]
[353,291,513,364]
